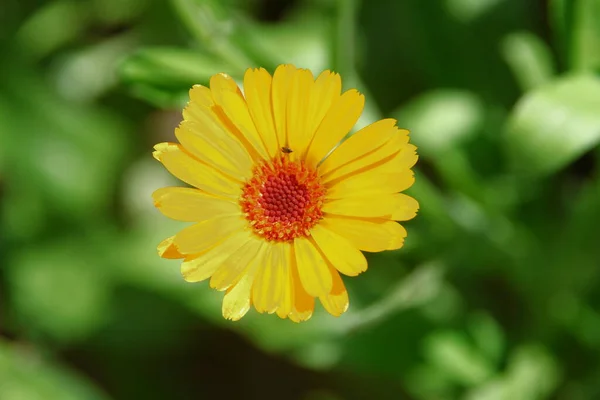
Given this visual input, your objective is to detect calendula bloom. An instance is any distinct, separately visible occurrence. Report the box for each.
[152,64,418,322]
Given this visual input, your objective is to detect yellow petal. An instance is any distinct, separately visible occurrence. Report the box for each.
[173,215,247,254]
[323,195,397,219]
[318,119,401,175]
[183,92,263,167]
[305,89,365,167]
[305,71,342,153]
[293,237,332,297]
[326,169,415,199]
[286,68,315,158]
[221,239,266,321]
[275,242,294,318]
[157,236,185,259]
[321,215,407,252]
[210,73,270,160]
[152,143,241,199]
[320,132,414,184]
[222,273,254,321]
[319,266,349,317]
[175,120,253,181]
[152,187,240,222]
[310,224,367,276]
[209,72,240,93]
[210,238,267,291]
[288,261,315,322]
[392,193,420,221]
[252,243,283,314]
[186,84,213,109]
[181,230,253,282]
[271,64,297,149]
[243,68,279,157]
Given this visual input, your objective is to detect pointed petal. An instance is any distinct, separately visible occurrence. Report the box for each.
[319,266,349,317]
[152,187,240,222]
[186,84,213,110]
[252,243,283,314]
[152,142,241,199]
[222,273,254,321]
[321,135,416,185]
[286,68,315,158]
[157,236,185,259]
[173,215,247,254]
[276,242,294,318]
[243,68,279,157]
[310,224,367,276]
[323,195,397,219]
[318,119,401,175]
[391,193,420,221]
[305,89,364,167]
[305,71,342,154]
[321,216,407,252]
[288,261,315,322]
[271,64,297,148]
[293,237,332,297]
[210,73,270,160]
[326,169,415,199]
[180,229,254,282]
[210,238,266,291]
[175,121,253,181]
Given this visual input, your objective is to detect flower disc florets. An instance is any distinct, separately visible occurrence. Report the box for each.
[240,156,326,242]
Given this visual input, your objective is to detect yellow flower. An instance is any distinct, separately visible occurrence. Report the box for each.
[152,64,418,322]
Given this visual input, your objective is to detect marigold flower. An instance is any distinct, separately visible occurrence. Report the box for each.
[152,64,418,322]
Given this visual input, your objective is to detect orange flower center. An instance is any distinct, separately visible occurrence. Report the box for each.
[240,156,326,242]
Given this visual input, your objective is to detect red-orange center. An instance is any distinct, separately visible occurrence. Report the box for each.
[240,156,326,242]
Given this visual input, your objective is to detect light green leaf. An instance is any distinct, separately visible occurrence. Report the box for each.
[15,0,90,59]
[393,90,484,158]
[52,34,137,102]
[239,14,332,74]
[445,0,505,23]
[501,32,556,91]
[468,312,505,366]
[503,345,561,399]
[120,47,231,89]
[505,74,600,177]
[424,330,495,386]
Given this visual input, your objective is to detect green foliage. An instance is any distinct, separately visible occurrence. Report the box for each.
[1,0,600,399]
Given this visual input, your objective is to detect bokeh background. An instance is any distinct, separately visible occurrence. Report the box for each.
[1,0,600,399]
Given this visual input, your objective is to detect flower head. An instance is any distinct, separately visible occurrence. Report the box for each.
[152,65,418,322]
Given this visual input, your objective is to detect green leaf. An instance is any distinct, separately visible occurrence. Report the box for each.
[549,0,573,66]
[0,340,109,400]
[424,330,495,386]
[468,312,505,366]
[169,0,252,71]
[120,47,231,89]
[15,0,90,59]
[505,74,600,177]
[393,90,484,158]
[503,345,561,399]
[501,32,556,91]
[445,0,505,23]
[236,13,332,73]
[571,0,600,71]
[341,262,445,333]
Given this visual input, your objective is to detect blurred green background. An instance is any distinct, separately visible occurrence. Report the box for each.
[1,0,600,399]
